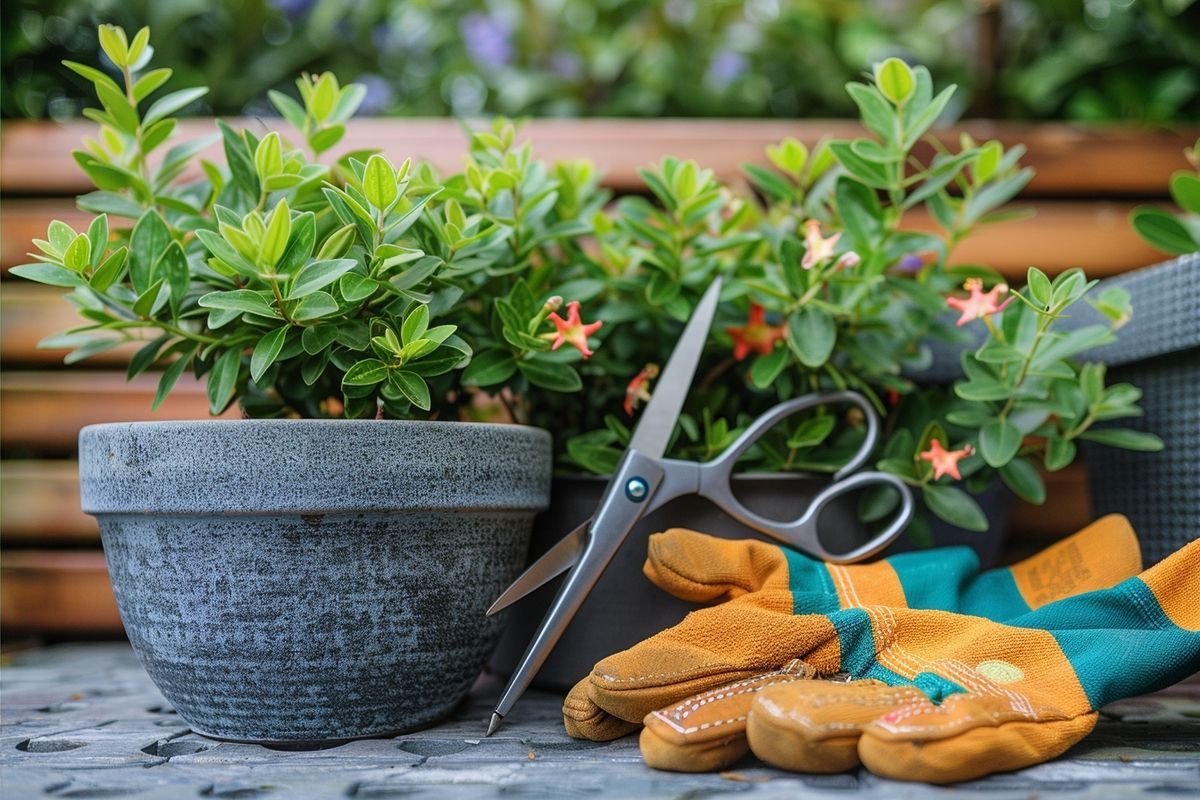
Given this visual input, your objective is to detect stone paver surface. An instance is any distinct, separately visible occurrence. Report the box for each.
[2,644,1198,798]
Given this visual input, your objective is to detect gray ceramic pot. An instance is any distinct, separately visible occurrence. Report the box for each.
[490,474,1011,690]
[79,420,551,744]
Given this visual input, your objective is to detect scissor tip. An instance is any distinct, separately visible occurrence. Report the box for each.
[486,711,503,737]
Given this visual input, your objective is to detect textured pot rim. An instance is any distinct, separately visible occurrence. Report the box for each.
[79,419,552,515]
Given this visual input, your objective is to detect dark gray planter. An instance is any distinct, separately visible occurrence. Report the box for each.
[489,474,1011,690]
[79,420,551,744]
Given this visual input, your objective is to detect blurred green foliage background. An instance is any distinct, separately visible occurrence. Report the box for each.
[3,0,1198,122]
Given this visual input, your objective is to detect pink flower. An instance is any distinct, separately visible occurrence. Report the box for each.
[801,219,841,269]
[546,300,603,358]
[624,364,659,416]
[946,278,1013,327]
[726,303,786,361]
[919,440,975,481]
[834,251,861,271]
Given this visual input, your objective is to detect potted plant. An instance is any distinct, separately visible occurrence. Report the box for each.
[17,28,1160,721]
[486,62,1166,684]
[11,25,604,743]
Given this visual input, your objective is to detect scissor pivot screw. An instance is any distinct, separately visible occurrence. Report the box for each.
[625,477,648,502]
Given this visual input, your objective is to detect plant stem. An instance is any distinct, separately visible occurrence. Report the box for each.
[998,317,1052,419]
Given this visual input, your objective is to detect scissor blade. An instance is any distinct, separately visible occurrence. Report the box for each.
[485,520,589,616]
[627,278,724,459]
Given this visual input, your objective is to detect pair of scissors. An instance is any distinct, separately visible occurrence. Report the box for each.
[485,278,914,735]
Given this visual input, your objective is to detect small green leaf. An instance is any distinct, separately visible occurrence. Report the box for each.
[342,358,388,386]
[1079,428,1164,452]
[363,154,397,210]
[462,349,518,387]
[317,223,357,260]
[390,370,431,410]
[132,67,172,102]
[129,210,171,294]
[787,415,836,448]
[206,348,242,415]
[1026,267,1051,307]
[1045,438,1076,472]
[90,246,128,291]
[198,289,281,319]
[999,457,1045,504]
[143,87,208,127]
[10,263,84,287]
[132,279,166,317]
[62,234,91,272]
[254,131,283,179]
[291,290,339,321]
[250,327,289,382]
[97,24,130,68]
[750,347,788,389]
[874,58,915,105]
[922,484,988,532]
[401,304,430,346]
[301,324,339,355]
[260,198,292,268]
[1130,207,1199,255]
[85,214,109,267]
[979,418,1022,467]
[787,307,836,368]
[339,272,377,302]
[518,358,582,392]
[152,346,195,411]
[1169,171,1200,215]
[287,258,357,300]
[155,241,190,315]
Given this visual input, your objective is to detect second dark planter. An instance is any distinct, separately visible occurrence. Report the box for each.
[489,474,1010,690]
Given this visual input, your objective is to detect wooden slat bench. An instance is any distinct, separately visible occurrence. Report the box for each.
[2,117,1189,636]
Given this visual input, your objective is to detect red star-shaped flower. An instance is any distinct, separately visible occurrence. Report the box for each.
[546,300,603,358]
[726,303,786,361]
[624,363,659,416]
[919,440,975,481]
[946,278,1014,327]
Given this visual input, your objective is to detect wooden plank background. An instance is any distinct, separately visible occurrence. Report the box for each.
[4,116,1186,636]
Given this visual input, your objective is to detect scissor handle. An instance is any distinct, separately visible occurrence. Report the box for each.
[695,391,914,563]
[707,391,881,481]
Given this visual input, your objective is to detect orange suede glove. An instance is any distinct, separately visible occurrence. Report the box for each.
[739,538,1200,783]
[564,515,1140,751]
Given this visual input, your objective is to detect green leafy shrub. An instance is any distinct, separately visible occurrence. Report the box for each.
[17,29,1161,537]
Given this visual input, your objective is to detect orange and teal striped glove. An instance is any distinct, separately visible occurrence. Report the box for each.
[564,515,1140,749]
[737,536,1200,783]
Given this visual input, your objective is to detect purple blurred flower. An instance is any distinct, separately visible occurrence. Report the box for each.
[895,254,925,273]
[356,74,395,116]
[269,0,315,21]
[460,13,513,70]
[705,50,747,91]
[373,24,400,54]
[550,52,583,81]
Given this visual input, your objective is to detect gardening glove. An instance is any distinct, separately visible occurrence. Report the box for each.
[564,514,1139,745]
[740,536,1200,783]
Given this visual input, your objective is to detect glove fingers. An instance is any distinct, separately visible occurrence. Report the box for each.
[747,679,925,774]
[640,660,815,773]
[563,678,640,741]
[859,695,1099,784]
[588,598,842,726]
[644,529,790,602]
